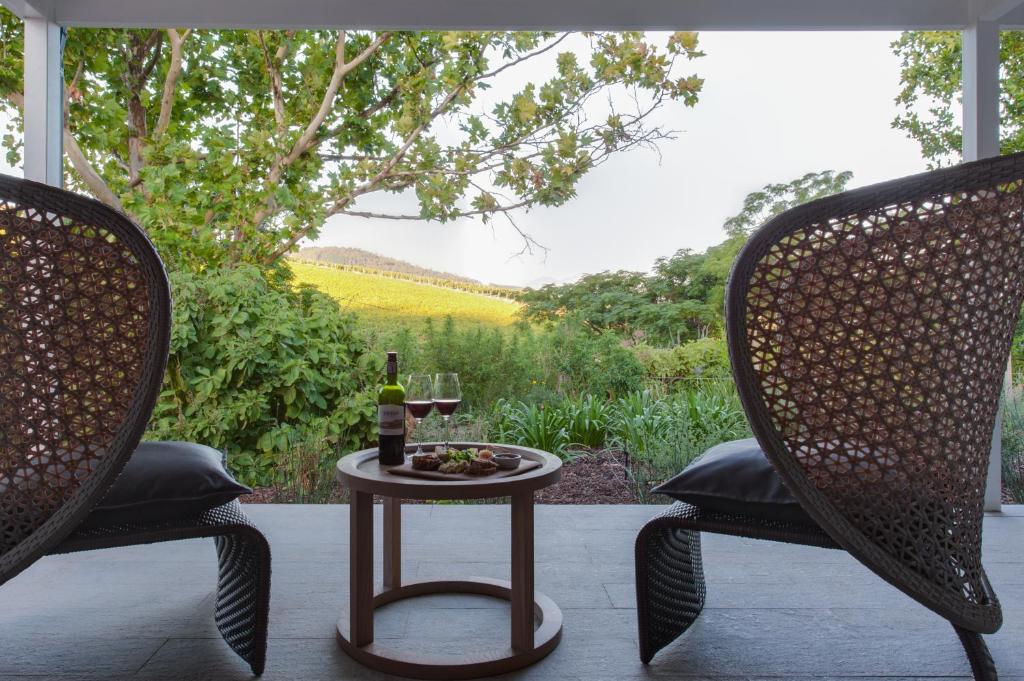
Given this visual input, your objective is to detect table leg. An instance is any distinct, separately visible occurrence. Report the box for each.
[350,490,375,647]
[383,496,402,590]
[510,491,535,652]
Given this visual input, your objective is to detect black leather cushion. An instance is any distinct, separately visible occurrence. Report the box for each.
[652,438,813,524]
[82,441,251,528]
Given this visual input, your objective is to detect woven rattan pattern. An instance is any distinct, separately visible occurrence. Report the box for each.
[634,501,838,664]
[53,499,272,675]
[634,502,997,680]
[0,175,170,586]
[727,153,1024,635]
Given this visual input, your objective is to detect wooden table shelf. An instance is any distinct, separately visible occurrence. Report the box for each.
[335,443,563,680]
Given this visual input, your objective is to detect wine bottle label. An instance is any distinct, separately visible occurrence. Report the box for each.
[378,405,405,436]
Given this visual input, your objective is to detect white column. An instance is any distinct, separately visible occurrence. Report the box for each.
[23,17,63,187]
[963,20,1003,512]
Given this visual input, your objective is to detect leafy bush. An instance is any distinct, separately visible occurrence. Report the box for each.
[492,400,571,457]
[547,321,645,398]
[147,265,380,486]
[631,336,731,388]
[369,317,544,410]
[564,394,613,448]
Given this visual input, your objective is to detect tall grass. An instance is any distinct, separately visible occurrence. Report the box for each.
[609,386,750,501]
[1002,386,1024,503]
[272,427,342,503]
[490,384,751,500]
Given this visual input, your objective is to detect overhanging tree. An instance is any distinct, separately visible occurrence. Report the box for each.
[0,17,705,270]
[892,31,1024,165]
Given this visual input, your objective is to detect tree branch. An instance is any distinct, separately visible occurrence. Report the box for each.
[478,33,570,81]
[139,30,164,83]
[341,199,531,221]
[265,71,490,265]
[154,29,190,140]
[64,128,127,213]
[285,31,389,169]
[258,31,288,137]
[3,90,125,213]
[249,31,391,233]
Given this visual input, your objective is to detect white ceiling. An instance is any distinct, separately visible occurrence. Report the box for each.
[4,0,1024,30]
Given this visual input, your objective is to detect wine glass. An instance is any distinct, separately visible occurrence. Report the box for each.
[405,374,434,452]
[432,373,462,448]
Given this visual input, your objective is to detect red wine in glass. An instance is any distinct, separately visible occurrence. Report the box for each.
[404,374,435,452]
[433,399,461,417]
[405,400,433,420]
[433,373,461,447]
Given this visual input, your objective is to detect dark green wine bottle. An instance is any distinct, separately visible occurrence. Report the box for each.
[377,351,406,465]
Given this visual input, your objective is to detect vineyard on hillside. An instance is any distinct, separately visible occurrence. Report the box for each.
[291,258,522,300]
[289,260,523,327]
[294,246,482,285]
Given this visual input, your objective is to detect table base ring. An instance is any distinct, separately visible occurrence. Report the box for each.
[336,577,563,680]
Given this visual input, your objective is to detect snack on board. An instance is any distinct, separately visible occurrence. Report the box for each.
[411,452,441,471]
[439,460,469,474]
[418,447,501,476]
[467,457,498,475]
[441,448,474,464]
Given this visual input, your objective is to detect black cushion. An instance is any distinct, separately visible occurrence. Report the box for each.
[82,441,251,528]
[652,438,813,524]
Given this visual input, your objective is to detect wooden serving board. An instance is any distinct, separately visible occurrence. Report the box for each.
[385,458,541,482]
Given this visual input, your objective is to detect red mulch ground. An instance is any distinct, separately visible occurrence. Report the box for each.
[534,450,636,504]
[243,450,639,504]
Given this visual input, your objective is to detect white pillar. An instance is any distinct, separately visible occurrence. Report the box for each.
[963,20,1004,512]
[23,17,63,187]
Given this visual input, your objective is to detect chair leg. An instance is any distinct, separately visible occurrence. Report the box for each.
[635,521,706,664]
[213,527,272,675]
[954,624,998,681]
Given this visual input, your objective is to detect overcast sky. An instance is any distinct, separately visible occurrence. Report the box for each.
[314,31,931,287]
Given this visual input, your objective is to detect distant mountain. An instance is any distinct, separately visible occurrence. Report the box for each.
[293,247,481,284]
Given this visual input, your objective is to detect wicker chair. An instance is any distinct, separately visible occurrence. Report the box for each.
[635,152,1024,681]
[0,175,271,675]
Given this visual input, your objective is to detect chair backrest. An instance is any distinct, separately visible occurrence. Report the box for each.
[727,152,1024,635]
[0,175,170,585]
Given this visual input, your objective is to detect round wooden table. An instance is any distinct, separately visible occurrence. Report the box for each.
[335,442,563,680]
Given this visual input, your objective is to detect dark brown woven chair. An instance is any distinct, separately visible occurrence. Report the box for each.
[0,175,271,675]
[635,152,1024,681]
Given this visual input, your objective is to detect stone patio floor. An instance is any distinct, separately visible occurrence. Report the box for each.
[0,504,1021,680]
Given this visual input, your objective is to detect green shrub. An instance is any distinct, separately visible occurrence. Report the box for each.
[547,322,645,398]
[564,394,613,448]
[492,399,571,458]
[369,317,541,410]
[631,336,731,390]
[147,265,380,486]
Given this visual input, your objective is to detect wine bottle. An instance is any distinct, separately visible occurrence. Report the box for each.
[377,351,406,465]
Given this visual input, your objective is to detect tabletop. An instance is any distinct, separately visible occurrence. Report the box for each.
[336,442,562,500]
